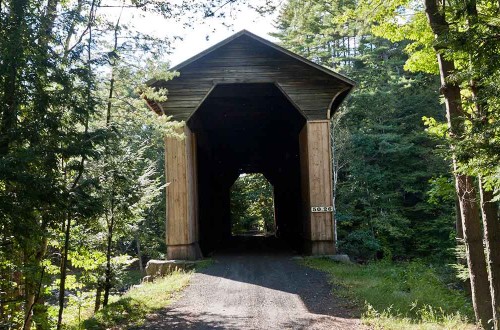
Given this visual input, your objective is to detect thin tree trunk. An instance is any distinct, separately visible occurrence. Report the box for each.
[87,1,98,315]
[56,214,72,330]
[94,286,102,312]
[23,238,48,330]
[55,0,94,322]
[456,174,493,328]
[455,198,471,295]
[479,177,500,329]
[38,0,59,49]
[103,205,115,307]
[101,12,122,306]
[63,0,84,61]
[455,199,464,239]
[23,293,36,330]
[424,0,493,327]
[136,232,144,275]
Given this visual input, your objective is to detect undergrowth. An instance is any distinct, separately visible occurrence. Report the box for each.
[302,258,477,330]
[64,260,211,329]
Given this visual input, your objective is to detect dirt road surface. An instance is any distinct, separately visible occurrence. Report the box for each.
[136,240,364,329]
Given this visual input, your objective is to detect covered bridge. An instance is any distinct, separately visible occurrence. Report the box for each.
[146,30,355,260]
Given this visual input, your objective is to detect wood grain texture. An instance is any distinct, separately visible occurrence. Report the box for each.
[153,34,350,121]
[299,121,335,255]
[167,244,202,260]
[165,124,201,259]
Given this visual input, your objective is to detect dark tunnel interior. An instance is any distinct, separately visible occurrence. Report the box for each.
[187,83,307,255]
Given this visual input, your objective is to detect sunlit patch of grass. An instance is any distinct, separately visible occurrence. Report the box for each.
[363,303,475,330]
[301,258,477,329]
[82,271,191,329]
[64,260,212,329]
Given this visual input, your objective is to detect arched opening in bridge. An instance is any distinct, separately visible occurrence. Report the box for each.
[187,83,306,255]
[230,173,276,237]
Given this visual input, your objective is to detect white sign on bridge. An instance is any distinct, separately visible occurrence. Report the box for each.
[311,206,334,213]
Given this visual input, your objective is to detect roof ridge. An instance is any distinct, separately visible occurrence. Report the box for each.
[163,30,355,87]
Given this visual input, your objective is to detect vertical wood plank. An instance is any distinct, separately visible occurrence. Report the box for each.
[165,127,187,246]
[164,123,201,259]
[300,120,335,254]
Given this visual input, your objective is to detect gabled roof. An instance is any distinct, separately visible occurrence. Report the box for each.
[151,30,355,87]
[146,30,355,120]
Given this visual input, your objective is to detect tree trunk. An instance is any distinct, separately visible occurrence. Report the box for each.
[456,174,493,329]
[330,110,349,245]
[38,0,59,50]
[63,0,84,60]
[103,208,114,307]
[424,0,493,327]
[23,293,36,330]
[455,198,471,295]
[56,214,72,330]
[136,232,144,275]
[479,177,500,329]
[101,14,121,307]
[463,1,500,325]
[456,199,463,239]
[94,286,102,312]
[22,238,48,330]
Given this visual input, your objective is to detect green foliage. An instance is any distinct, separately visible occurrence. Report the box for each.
[303,258,474,328]
[427,176,456,206]
[275,0,456,261]
[1,1,284,326]
[356,0,500,194]
[0,1,253,327]
[81,271,191,329]
[363,304,475,330]
[230,173,275,234]
[67,261,211,329]
[340,230,381,261]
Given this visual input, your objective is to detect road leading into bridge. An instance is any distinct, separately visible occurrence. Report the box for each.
[135,239,363,330]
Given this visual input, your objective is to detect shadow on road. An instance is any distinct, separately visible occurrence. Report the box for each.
[201,236,359,319]
[137,310,251,329]
[135,236,362,329]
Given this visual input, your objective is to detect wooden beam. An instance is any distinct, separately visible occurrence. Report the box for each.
[299,120,335,255]
[165,123,202,260]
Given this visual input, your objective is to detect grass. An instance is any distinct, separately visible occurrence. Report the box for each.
[64,260,211,329]
[302,258,477,330]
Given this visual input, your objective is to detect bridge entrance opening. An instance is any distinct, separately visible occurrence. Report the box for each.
[187,83,306,255]
[230,173,276,237]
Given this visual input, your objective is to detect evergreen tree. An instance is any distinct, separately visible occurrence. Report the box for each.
[1,0,282,327]
[348,0,500,325]
[274,0,456,261]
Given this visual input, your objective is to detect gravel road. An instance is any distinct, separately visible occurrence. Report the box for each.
[136,239,364,330]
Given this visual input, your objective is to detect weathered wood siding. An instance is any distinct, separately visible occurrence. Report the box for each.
[153,34,350,121]
[165,124,201,260]
[299,121,335,255]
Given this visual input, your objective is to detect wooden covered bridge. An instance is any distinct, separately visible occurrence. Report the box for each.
[146,30,355,260]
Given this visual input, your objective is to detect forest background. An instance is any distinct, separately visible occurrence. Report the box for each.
[0,0,499,329]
